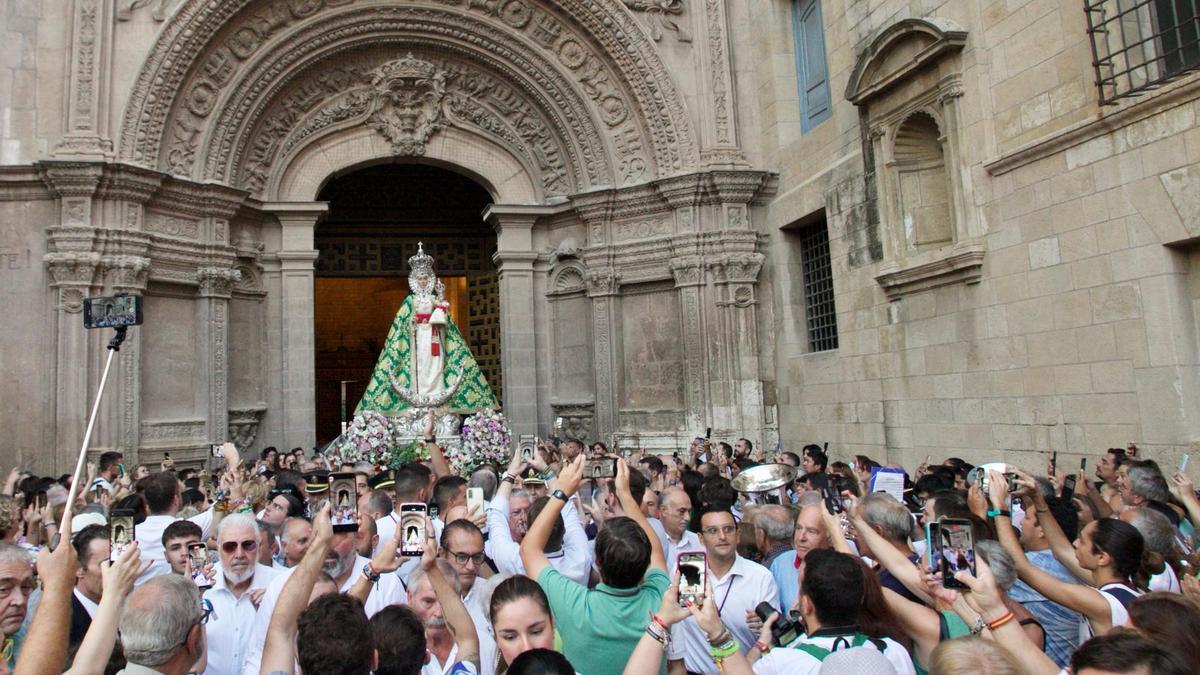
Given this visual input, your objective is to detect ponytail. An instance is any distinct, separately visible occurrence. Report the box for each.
[1092,519,1145,583]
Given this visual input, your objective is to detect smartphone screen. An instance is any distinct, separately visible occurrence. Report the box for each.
[188,543,212,589]
[1062,474,1077,498]
[211,444,223,458]
[586,458,616,479]
[330,472,359,532]
[677,552,706,605]
[925,521,941,573]
[1181,454,1190,473]
[466,487,484,515]
[399,503,427,556]
[937,519,975,588]
[110,509,135,562]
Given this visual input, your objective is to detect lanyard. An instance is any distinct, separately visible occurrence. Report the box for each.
[717,575,738,615]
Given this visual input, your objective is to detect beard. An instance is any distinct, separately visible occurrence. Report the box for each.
[322,550,353,579]
[224,563,254,584]
[424,616,447,630]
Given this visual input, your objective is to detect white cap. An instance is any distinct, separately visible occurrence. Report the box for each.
[71,512,107,532]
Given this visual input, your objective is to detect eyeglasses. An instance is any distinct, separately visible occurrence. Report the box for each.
[220,539,258,553]
[446,550,486,566]
[701,525,738,537]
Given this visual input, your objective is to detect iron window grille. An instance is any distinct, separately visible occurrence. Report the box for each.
[798,222,839,352]
[1085,0,1200,104]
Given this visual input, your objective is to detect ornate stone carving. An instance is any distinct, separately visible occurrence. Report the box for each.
[586,268,620,296]
[117,0,176,21]
[120,0,697,186]
[227,406,267,452]
[704,0,732,144]
[549,403,595,441]
[73,0,98,130]
[548,262,588,296]
[614,219,671,241]
[622,1,691,42]
[45,251,100,288]
[719,252,764,284]
[365,54,449,156]
[196,267,241,297]
[140,419,206,443]
[101,255,151,292]
[146,214,199,239]
[670,256,703,287]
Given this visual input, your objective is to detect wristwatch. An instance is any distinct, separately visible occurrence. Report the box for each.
[986,509,1011,519]
[361,563,381,584]
[551,489,568,502]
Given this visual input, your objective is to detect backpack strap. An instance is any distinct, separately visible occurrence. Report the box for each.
[795,643,832,661]
[795,634,881,662]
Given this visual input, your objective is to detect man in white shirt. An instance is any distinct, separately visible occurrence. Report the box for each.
[136,471,226,584]
[745,548,916,675]
[88,451,123,495]
[650,487,701,571]
[668,504,778,674]
[438,520,497,675]
[240,513,404,675]
[203,514,279,675]
[487,454,591,585]
[375,466,440,555]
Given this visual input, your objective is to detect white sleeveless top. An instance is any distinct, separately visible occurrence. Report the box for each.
[1079,582,1142,642]
[1148,563,1181,593]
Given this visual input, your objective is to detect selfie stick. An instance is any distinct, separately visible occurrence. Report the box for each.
[55,326,129,548]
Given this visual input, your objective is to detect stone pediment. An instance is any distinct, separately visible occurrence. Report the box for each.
[846,18,967,106]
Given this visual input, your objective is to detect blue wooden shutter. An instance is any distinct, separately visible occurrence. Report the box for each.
[793,0,832,132]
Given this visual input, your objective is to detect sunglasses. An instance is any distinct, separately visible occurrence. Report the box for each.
[220,539,258,554]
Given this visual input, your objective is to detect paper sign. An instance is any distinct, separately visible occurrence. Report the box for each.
[870,467,907,503]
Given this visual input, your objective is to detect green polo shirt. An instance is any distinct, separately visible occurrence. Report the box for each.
[537,565,670,675]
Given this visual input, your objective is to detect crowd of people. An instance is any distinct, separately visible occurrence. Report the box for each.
[1,432,1199,675]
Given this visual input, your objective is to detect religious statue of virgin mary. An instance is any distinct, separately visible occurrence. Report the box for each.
[354,243,497,418]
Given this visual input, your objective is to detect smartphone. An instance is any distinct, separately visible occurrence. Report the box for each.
[1061,474,1077,500]
[936,518,975,589]
[1051,451,1058,474]
[83,293,143,329]
[110,508,136,562]
[188,543,212,589]
[467,487,484,515]
[328,472,359,532]
[925,521,941,573]
[211,444,223,458]
[677,551,706,606]
[399,503,427,556]
[554,416,563,430]
[118,463,126,477]
[705,427,712,439]
[1181,454,1190,473]
[585,458,617,479]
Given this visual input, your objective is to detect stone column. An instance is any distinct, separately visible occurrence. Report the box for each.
[44,252,100,472]
[671,256,708,432]
[586,268,620,438]
[55,0,113,157]
[197,267,240,444]
[484,205,554,437]
[262,202,325,451]
[696,0,746,165]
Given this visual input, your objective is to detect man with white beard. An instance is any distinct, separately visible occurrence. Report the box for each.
[203,513,279,675]
[240,503,405,674]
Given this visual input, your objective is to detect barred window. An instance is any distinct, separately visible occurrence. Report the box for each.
[797,220,838,352]
[1086,0,1200,104]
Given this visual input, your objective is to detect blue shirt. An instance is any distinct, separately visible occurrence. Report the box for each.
[1008,549,1082,668]
[766,547,799,614]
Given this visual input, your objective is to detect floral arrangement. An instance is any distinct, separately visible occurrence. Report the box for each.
[448,408,512,475]
[329,410,430,469]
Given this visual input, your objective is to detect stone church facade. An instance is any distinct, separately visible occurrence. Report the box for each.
[1,0,1198,472]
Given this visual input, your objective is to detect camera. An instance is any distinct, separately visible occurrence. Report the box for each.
[83,294,143,330]
[754,602,802,647]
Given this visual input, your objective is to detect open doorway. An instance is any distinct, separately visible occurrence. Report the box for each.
[313,163,499,444]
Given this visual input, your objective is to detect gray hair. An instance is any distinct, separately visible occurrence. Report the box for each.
[756,505,795,543]
[119,574,201,666]
[0,542,32,568]
[860,492,914,543]
[216,512,260,541]
[975,540,1016,591]
[279,517,311,544]
[470,468,498,501]
[353,461,375,474]
[407,559,462,596]
[1127,506,1174,555]
[797,491,824,508]
[1127,465,1170,503]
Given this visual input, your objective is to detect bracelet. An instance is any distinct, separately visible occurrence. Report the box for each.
[754,639,771,654]
[969,615,985,636]
[986,610,1015,631]
[708,639,738,659]
[644,624,667,645]
[707,628,733,647]
[501,472,516,484]
[650,613,671,632]
[986,509,1011,519]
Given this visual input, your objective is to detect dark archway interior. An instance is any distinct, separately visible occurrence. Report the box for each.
[313,163,499,444]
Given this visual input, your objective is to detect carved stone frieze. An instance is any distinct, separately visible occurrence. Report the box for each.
[622,1,691,42]
[549,403,595,442]
[117,0,177,21]
[670,255,703,287]
[140,419,206,444]
[703,0,733,145]
[228,406,267,452]
[101,255,152,292]
[716,252,765,284]
[120,0,696,189]
[196,267,242,297]
[45,251,101,287]
[145,214,200,239]
[614,219,671,241]
[547,262,589,296]
[365,54,449,156]
[586,268,620,297]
